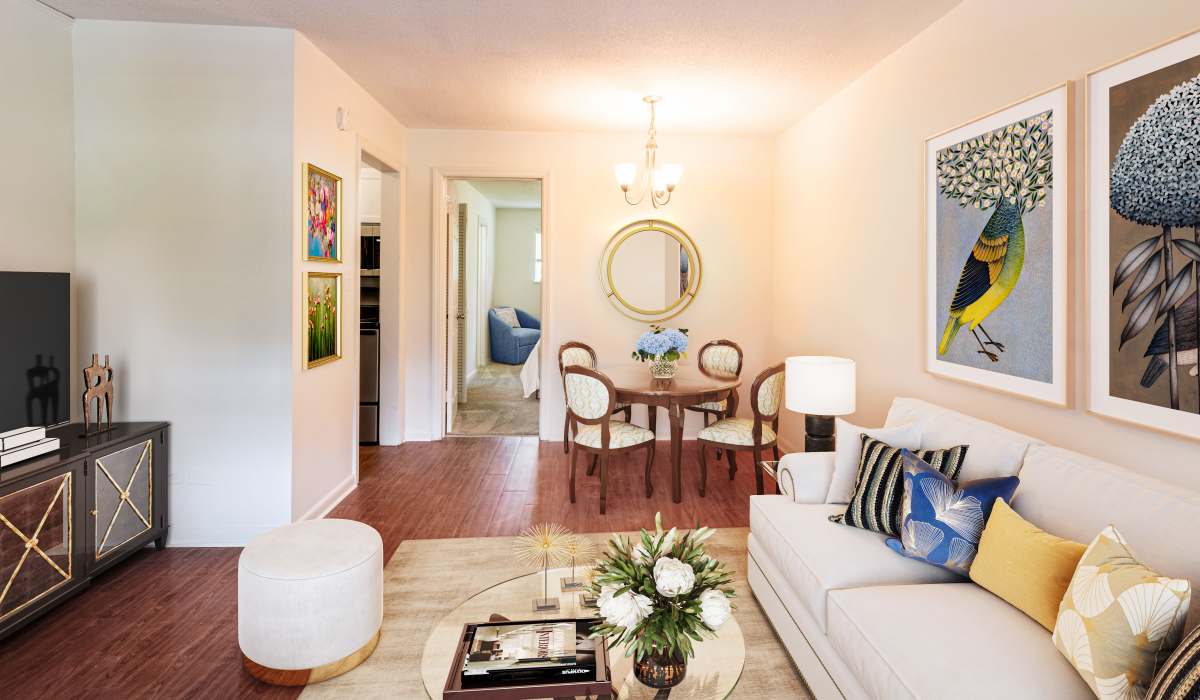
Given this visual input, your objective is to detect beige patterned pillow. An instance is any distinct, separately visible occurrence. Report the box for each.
[494,307,520,327]
[1052,525,1191,699]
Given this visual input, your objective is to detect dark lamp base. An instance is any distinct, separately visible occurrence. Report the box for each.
[804,414,836,452]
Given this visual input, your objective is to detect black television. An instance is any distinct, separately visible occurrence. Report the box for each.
[0,272,71,432]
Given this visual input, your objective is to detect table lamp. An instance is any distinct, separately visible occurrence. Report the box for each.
[785,356,856,452]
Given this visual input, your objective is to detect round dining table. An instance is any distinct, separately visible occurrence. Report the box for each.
[599,364,741,503]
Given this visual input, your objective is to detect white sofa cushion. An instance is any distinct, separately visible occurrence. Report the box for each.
[826,583,1092,700]
[828,418,923,504]
[1015,444,1200,631]
[885,397,1038,480]
[749,496,960,632]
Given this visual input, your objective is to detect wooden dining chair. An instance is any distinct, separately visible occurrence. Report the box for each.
[564,366,655,514]
[696,363,784,496]
[686,339,743,428]
[558,342,632,453]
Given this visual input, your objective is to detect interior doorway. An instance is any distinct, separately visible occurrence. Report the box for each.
[358,151,404,448]
[445,178,543,436]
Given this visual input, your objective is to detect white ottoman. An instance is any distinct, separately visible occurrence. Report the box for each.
[238,518,383,686]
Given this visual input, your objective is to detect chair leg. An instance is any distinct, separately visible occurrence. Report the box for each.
[699,442,709,497]
[726,449,737,481]
[624,405,633,424]
[563,416,570,454]
[569,446,579,503]
[644,443,654,498]
[752,445,765,495]
[587,454,598,476]
[599,452,609,514]
[773,444,781,462]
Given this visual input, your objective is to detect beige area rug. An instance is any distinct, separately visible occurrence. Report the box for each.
[301,528,811,699]
[452,363,540,436]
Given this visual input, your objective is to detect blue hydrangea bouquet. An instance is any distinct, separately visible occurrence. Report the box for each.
[633,325,689,379]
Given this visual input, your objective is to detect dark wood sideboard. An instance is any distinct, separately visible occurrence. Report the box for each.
[0,422,169,640]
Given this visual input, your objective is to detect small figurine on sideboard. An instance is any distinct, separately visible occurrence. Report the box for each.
[82,353,114,435]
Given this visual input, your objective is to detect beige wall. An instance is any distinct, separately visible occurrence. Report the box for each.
[492,207,542,322]
[2,0,77,410]
[291,32,407,521]
[74,20,296,545]
[772,0,1200,492]
[404,129,775,440]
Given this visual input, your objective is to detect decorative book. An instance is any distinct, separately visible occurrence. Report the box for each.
[0,437,60,467]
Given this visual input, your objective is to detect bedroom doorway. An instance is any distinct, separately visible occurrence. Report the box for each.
[445,178,543,436]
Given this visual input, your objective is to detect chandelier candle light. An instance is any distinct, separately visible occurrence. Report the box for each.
[615,96,682,208]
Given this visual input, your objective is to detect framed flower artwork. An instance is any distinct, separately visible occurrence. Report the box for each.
[303,162,341,262]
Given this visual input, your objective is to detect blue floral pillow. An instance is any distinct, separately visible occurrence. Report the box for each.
[885,449,1019,575]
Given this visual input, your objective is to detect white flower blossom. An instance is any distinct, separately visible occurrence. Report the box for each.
[598,586,653,629]
[653,557,695,598]
[699,589,732,629]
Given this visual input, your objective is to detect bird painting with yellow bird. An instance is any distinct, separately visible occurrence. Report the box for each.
[935,111,1053,370]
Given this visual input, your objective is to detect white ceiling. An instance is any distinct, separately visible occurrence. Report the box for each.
[46,0,960,135]
[460,180,542,209]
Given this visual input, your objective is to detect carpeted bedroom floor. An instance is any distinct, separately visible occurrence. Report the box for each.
[452,362,540,436]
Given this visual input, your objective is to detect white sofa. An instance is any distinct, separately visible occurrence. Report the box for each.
[748,397,1200,700]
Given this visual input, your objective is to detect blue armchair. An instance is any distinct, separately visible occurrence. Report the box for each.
[489,307,541,364]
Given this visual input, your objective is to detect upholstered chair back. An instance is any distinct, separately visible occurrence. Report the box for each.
[559,344,596,372]
[698,340,743,379]
[753,364,786,418]
[563,366,614,421]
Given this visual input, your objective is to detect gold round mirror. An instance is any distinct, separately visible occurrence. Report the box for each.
[600,219,701,322]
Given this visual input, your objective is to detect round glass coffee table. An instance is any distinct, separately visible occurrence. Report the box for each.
[420,567,745,698]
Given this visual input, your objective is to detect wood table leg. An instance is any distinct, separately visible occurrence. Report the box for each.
[669,403,684,503]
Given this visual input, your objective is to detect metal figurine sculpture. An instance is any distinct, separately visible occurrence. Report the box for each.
[82,354,115,435]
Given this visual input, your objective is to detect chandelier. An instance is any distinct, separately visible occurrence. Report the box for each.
[615,96,682,208]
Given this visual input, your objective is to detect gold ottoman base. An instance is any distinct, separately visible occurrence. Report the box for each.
[243,629,380,686]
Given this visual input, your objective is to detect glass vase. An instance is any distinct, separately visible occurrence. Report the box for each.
[634,648,687,688]
[649,358,677,379]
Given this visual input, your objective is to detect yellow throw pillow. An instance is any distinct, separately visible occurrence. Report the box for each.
[1052,525,1192,699]
[969,499,1087,630]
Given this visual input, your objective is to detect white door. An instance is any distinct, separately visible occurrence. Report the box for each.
[446,199,461,433]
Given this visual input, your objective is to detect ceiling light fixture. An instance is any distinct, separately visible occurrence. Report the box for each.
[615,96,681,208]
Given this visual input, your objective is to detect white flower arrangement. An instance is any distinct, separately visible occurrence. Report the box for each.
[589,513,735,661]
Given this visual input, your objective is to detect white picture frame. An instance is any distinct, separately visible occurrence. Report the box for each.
[924,83,1071,406]
[1086,29,1200,439]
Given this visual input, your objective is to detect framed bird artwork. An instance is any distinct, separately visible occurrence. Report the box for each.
[1086,28,1200,439]
[924,83,1071,406]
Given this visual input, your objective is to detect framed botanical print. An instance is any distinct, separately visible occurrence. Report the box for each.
[924,83,1071,406]
[1087,29,1200,438]
[304,162,341,262]
[305,271,341,368]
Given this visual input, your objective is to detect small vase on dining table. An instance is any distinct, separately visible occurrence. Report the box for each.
[649,357,678,379]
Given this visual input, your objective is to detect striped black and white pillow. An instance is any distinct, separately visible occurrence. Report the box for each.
[1147,623,1200,700]
[830,435,968,536]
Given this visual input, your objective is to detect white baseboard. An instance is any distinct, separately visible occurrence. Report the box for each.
[404,431,434,442]
[297,472,358,522]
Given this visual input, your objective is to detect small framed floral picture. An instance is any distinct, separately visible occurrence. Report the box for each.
[305,271,341,368]
[303,162,341,262]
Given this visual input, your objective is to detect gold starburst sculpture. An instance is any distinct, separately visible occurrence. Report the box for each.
[514,522,571,569]
[514,522,572,611]
[561,534,600,591]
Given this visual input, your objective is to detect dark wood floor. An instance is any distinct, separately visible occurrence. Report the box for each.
[0,438,761,699]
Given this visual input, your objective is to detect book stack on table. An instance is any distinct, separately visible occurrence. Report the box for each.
[0,427,61,467]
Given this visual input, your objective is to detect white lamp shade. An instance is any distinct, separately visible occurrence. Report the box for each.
[785,356,855,416]
[614,163,637,188]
